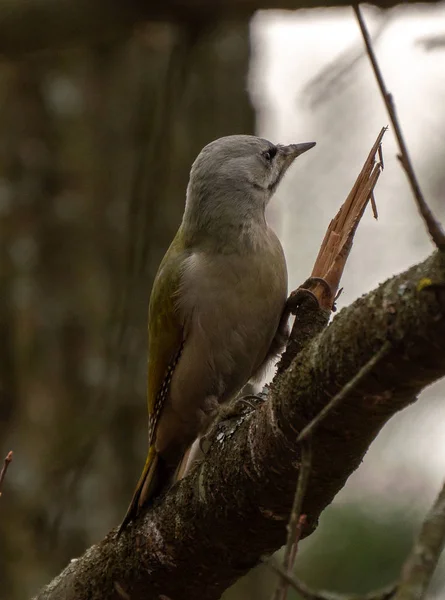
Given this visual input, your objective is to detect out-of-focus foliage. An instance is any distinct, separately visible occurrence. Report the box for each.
[0,21,253,599]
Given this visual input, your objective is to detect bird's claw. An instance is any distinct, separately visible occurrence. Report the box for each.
[199,434,211,454]
[222,395,260,420]
[199,396,259,454]
[235,395,264,410]
[287,277,333,315]
[300,276,333,296]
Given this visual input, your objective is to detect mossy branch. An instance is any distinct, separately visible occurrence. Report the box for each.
[33,249,445,600]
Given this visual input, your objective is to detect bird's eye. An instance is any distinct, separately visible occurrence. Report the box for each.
[262,146,277,162]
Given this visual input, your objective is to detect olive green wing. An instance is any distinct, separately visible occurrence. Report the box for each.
[118,238,186,531]
[147,238,185,444]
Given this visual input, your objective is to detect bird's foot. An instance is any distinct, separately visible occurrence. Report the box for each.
[286,277,333,315]
[199,393,265,454]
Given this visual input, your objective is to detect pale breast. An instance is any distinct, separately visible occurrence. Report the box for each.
[177,229,287,401]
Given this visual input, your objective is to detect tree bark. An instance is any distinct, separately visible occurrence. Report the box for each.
[0,0,440,55]
[33,249,445,600]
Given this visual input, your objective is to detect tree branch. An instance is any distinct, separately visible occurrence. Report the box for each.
[267,559,397,600]
[0,0,440,55]
[33,249,445,600]
[268,469,445,600]
[353,4,445,250]
[274,439,312,600]
[394,477,445,599]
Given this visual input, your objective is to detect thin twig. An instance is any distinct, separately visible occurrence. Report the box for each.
[353,4,445,250]
[288,514,307,574]
[269,467,445,600]
[276,329,390,599]
[274,440,312,600]
[268,559,397,600]
[394,478,445,600]
[0,451,13,497]
[298,341,391,442]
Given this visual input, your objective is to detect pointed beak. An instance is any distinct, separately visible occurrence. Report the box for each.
[267,140,316,193]
[281,141,316,159]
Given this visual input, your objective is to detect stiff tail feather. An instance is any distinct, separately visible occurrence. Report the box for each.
[119,444,195,533]
[173,445,192,482]
[118,445,161,533]
[173,439,204,482]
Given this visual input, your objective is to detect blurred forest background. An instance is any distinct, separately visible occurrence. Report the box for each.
[1,3,445,600]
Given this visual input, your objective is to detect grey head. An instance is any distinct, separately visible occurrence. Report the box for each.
[182,135,315,245]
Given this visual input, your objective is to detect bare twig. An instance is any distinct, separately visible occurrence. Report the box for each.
[273,346,445,600]
[0,450,13,497]
[274,440,312,600]
[298,341,391,442]
[275,341,391,598]
[288,514,306,573]
[268,559,397,600]
[394,478,445,600]
[269,476,445,600]
[353,4,445,250]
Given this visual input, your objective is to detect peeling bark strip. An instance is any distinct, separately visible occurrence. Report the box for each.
[34,250,445,600]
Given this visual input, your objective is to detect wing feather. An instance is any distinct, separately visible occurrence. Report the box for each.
[147,238,185,443]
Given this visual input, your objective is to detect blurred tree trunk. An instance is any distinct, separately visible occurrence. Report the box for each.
[0,19,254,600]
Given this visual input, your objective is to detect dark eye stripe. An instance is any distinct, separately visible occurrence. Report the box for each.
[263,146,277,161]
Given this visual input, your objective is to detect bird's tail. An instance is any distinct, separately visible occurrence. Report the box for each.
[173,445,193,482]
[119,443,196,533]
[119,445,165,533]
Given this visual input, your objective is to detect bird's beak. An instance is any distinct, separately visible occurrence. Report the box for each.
[267,141,316,193]
[280,141,316,159]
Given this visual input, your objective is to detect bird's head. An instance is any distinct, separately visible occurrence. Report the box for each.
[183,134,315,244]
